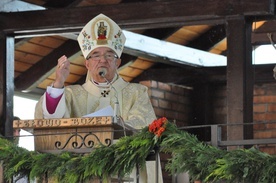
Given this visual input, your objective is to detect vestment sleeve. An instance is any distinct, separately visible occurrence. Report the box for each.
[35,86,66,119]
[123,85,156,129]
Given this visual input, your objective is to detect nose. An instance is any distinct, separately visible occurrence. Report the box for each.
[99,55,108,62]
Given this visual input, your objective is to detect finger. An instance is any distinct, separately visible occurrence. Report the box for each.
[63,60,70,66]
[60,61,70,69]
[58,55,67,64]
[58,60,68,68]
[58,55,66,61]
[58,63,64,69]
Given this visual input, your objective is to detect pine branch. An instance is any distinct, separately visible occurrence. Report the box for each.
[0,118,275,183]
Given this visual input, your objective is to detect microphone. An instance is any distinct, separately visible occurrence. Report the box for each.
[99,68,120,124]
[99,68,107,77]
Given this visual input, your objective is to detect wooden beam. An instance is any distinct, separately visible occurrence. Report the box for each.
[187,25,226,51]
[253,20,276,33]
[123,30,226,67]
[0,35,15,137]
[251,20,276,45]
[0,0,274,36]
[14,39,80,91]
[251,32,272,45]
[143,27,180,40]
[226,16,254,148]
[136,64,276,85]
[42,0,80,8]
[134,67,196,84]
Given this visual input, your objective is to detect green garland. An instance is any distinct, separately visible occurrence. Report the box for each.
[0,118,275,183]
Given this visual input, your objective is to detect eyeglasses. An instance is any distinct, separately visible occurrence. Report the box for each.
[87,53,118,62]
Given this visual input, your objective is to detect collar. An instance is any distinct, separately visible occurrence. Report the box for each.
[91,73,118,88]
[82,74,128,97]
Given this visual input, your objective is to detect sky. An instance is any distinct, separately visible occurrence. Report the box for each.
[253,45,276,64]
[14,96,37,151]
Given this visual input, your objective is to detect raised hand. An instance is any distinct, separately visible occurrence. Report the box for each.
[53,55,70,88]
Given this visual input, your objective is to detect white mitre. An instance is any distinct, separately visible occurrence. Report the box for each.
[77,13,126,59]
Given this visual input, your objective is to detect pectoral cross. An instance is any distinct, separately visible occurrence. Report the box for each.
[101,90,110,97]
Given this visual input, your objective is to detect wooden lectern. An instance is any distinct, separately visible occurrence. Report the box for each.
[12,117,161,183]
[13,117,138,182]
[13,116,134,153]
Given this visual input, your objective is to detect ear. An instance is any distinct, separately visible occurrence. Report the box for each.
[84,59,90,69]
[116,58,121,68]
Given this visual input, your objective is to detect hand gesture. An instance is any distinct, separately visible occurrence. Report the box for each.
[53,55,70,88]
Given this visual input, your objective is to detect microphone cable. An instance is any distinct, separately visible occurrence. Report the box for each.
[99,69,126,137]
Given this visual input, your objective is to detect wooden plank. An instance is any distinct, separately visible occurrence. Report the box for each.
[37,79,53,89]
[184,25,211,33]
[209,39,227,54]
[48,72,83,83]
[69,53,86,65]
[37,78,73,89]
[16,41,53,56]
[15,50,42,64]
[29,36,66,48]
[14,61,32,72]
[119,74,133,82]
[175,28,202,40]
[68,64,87,75]
[166,34,189,45]
[131,59,155,70]
[119,67,144,78]
[13,116,113,129]
[168,25,212,46]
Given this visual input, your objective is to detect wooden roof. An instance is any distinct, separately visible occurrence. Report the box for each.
[1,0,276,100]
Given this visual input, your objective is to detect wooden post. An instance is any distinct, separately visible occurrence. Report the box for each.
[0,34,15,138]
[226,16,254,149]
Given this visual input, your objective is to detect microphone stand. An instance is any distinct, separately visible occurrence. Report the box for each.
[99,71,120,124]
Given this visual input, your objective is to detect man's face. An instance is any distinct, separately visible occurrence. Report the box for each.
[85,47,121,82]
